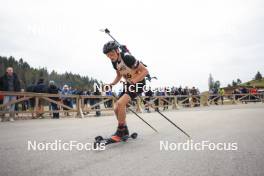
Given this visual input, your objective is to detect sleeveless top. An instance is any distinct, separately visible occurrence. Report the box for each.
[112,53,143,84]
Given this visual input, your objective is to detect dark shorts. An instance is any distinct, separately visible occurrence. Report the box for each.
[119,81,145,100]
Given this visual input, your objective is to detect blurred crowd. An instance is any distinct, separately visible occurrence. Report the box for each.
[1,67,263,122]
[209,87,263,105]
[140,86,200,96]
[0,67,108,121]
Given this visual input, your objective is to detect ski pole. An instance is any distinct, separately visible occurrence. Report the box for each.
[99,28,131,54]
[141,97,191,139]
[100,28,157,81]
[156,109,191,139]
[127,107,158,133]
[111,95,158,133]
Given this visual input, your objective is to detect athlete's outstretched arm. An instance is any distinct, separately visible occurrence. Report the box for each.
[131,63,149,84]
[111,70,122,85]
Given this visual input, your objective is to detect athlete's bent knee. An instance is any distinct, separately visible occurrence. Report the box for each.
[114,103,118,113]
[115,101,126,112]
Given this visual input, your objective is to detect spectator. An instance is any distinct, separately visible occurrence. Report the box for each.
[93,86,101,117]
[190,87,197,95]
[172,87,180,96]
[0,93,3,104]
[239,87,248,103]
[144,87,153,113]
[233,88,241,100]
[105,89,113,108]
[68,86,74,107]
[83,90,91,115]
[61,85,72,116]
[33,78,48,118]
[26,81,36,110]
[249,86,258,102]
[183,86,190,107]
[154,89,160,111]
[34,78,47,93]
[47,81,60,119]
[218,88,225,105]
[213,88,219,105]
[163,87,170,110]
[0,92,4,119]
[250,86,257,94]
[240,87,248,94]
[190,86,200,107]
[0,67,21,122]
[178,86,183,95]
[177,86,185,103]
[19,89,27,111]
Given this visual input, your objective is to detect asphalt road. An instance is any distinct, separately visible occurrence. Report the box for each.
[0,104,264,176]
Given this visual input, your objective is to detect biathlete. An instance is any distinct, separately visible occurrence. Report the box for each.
[103,41,149,142]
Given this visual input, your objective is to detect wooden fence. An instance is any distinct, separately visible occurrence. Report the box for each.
[0,91,263,119]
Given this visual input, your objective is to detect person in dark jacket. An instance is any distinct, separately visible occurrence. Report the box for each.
[94,86,102,117]
[0,94,3,105]
[33,78,47,118]
[144,87,153,113]
[0,67,21,92]
[47,81,60,119]
[0,93,3,120]
[33,78,47,93]
[26,81,36,109]
[0,67,21,122]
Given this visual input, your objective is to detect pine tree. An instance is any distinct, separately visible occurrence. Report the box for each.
[208,73,214,90]
[232,80,237,87]
[237,79,242,85]
[214,80,221,90]
[0,56,101,91]
[255,71,262,81]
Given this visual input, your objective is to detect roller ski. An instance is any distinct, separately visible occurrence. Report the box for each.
[94,125,138,148]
